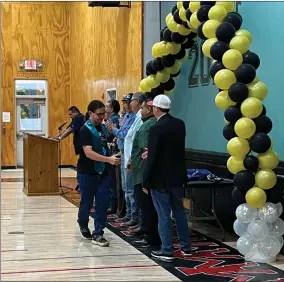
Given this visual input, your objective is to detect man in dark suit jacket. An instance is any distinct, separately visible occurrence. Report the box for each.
[143,94,191,262]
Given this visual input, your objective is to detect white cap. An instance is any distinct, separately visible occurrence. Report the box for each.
[148,94,171,109]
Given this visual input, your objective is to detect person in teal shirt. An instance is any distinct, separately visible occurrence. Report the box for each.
[129,98,161,247]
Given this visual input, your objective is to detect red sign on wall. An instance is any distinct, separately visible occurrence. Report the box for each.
[24,60,37,70]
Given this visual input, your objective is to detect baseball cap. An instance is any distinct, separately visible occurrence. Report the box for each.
[147,94,171,109]
[122,93,133,103]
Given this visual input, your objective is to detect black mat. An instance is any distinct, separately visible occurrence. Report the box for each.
[105,214,284,282]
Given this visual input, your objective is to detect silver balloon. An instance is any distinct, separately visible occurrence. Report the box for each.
[236,235,258,256]
[269,218,284,237]
[258,236,281,257]
[275,202,283,217]
[236,204,258,223]
[247,220,269,241]
[233,219,248,237]
[258,202,279,224]
[278,236,284,247]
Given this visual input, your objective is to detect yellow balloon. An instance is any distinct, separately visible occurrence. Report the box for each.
[156,70,171,83]
[214,69,236,90]
[229,35,250,54]
[166,42,181,55]
[247,76,260,88]
[189,1,200,13]
[177,1,183,9]
[270,137,274,150]
[152,43,159,58]
[248,81,268,101]
[179,6,187,22]
[167,18,178,32]
[156,41,169,57]
[246,187,267,209]
[227,137,250,160]
[177,24,191,36]
[166,13,172,25]
[215,90,236,110]
[146,75,160,88]
[202,19,220,39]
[234,117,256,139]
[166,61,181,74]
[227,156,246,174]
[235,29,252,44]
[190,12,201,30]
[258,150,279,170]
[208,5,227,22]
[165,89,174,94]
[222,49,243,71]
[202,38,218,58]
[255,169,277,190]
[139,79,152,92]
[241,97,263,119]
[216,1,235,13]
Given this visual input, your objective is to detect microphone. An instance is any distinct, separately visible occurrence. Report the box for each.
[58,121,67,131]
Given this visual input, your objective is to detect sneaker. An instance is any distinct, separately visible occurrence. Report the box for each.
[151,250,174,261]
[121,219,137,227]
[181,250,192,256]
[92,235,110,247]
[115,216,129,223]
[79,227,92,240]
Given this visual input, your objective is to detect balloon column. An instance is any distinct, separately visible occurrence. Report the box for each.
[140,1,284,263]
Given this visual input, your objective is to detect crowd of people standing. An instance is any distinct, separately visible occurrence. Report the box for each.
[54,92,191,261]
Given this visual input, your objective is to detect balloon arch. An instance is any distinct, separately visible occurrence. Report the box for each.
[139,1,284,263]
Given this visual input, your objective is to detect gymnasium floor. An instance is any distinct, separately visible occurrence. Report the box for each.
[2,168,284,281]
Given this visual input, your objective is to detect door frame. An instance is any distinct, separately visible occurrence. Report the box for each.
[14,79,49,167]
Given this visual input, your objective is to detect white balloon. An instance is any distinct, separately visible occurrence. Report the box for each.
[275,202,283,217]
[258,202,279,224]
[247,220,269,241]
[236,204,258,223]
[233,219,248,237]
[269,218,284,237]
[277,236,284,247]
[258,236,282,257]
[237,235,258,256]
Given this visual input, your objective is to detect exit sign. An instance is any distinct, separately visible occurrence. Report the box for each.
[24,60,37,70]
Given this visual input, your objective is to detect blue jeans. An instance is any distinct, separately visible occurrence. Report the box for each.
[109,166,118,210]
[151,188,191,254]
[121,154,138,222]
[77,173,111,237]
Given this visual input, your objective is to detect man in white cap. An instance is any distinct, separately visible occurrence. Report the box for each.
[143,94,191,261]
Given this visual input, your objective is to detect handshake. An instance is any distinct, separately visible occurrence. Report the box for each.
[108,153,121,166]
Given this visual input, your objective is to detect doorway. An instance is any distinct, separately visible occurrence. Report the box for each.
[15,80,48,167]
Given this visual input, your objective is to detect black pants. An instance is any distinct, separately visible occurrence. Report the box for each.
[135,184,161,245]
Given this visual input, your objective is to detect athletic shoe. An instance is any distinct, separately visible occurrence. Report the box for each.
[151,250,174,261]
[79,227,92,240]
[115,216,129,223]
[121,219,137,227]
[92,235,110,247]
[181,249,192,256]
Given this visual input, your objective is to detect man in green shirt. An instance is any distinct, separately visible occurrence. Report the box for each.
[129,98,161,247]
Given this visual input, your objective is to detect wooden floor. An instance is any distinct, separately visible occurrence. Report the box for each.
[1,169,179,281]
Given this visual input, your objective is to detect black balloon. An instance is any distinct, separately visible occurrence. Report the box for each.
[148,86,164,95]
[172,32,186,43]
[198,22,207,40]
[216,22,236,43]
[175,48,186,60]
[224,106,242,124]
[146,61,157,75]
[228,82,249,103]
[244,155,259,172]
[210,61,225,79]
[186,9,193,21]
[161,54,175,68]
[183,1,190,9]
[187,32,198,40]
[201,1,216,6]
[223,123,237,140]
[163,28,173,42]
[261,105,267,116]
[266,184,283,204]
[235,64,256,84]
[161,77,175,91]
[250,132,271,153]
[182,21,190,29]
[173,9,183,24]
[232,187,246,206]
[230,11,243,22]
[160,27,166,41]
[171,4,178,15]
[234,170,255,192]
[210,41,229,61]
[183,38,195,49]
[197,5,211,22]
[243,51,260,70]
[223,12,242,30]
[254,115,273,134]
[152,58,164,72]
[171,70,180,77]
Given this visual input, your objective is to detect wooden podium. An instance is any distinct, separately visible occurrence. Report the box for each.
[23,133,60,196]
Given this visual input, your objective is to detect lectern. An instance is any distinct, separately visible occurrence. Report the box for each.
[23,133,59,196]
